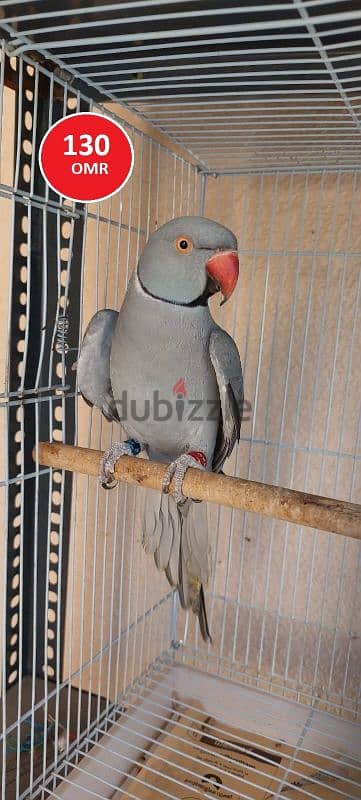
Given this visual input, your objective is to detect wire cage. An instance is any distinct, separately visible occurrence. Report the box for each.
[0,2,361,799]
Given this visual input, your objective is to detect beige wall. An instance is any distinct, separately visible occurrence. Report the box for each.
[181,172,361,714]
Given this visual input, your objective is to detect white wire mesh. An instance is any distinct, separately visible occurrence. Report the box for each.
[38,665,361,800]
[0,4,360,800]
[1,0,361,171]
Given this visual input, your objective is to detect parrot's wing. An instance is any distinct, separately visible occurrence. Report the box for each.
[209,328,243,472]
[77,309,120,423]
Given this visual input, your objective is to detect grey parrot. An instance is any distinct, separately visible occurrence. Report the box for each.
[77,216,243,642]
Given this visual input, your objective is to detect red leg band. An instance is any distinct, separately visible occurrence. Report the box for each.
[188,450,207,468]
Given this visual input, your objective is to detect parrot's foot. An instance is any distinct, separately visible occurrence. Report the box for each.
[162,451,207,504]
[100,439,143,489]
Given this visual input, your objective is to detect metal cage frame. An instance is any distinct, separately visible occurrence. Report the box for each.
[0,3,361,800]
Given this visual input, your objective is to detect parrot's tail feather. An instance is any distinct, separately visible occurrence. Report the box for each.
[178,531,212,642]
[165,500,181,587]
[198,585,212,644]
[178,527,188,611]
[142,488,162,555]
[154,500,173,570]
[142,490,212,643]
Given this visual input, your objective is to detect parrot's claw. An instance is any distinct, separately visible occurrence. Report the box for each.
[100,439,143,489]
[162,451,206,504]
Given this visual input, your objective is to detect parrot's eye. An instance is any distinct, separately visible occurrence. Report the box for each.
[175,235,193,254]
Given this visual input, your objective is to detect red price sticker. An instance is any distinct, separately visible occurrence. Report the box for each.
[39,112,134,203]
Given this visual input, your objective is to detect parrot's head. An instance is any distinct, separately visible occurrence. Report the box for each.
[137,216,239,306]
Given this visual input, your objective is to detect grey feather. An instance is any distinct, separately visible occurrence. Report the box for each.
[195,585,212,643]
[181,500,211,586]
[165,500,181,587]
[209,329,243,472]
[178,499,211,639]
[178,520,212,643]
[154,497,174,570]
[77,309,119,423]
[142,491,211,642]
[178,528,190,610]
[142,488,162,555]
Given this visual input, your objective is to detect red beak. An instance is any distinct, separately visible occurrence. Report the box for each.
[206,250,239,305]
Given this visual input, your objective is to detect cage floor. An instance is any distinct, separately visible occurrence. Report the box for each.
[43,663,361,800]
[1,676,107,800]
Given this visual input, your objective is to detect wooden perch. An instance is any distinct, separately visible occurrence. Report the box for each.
[35,442,361,541]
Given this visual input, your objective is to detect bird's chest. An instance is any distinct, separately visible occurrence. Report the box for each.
[110,301,219,457]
